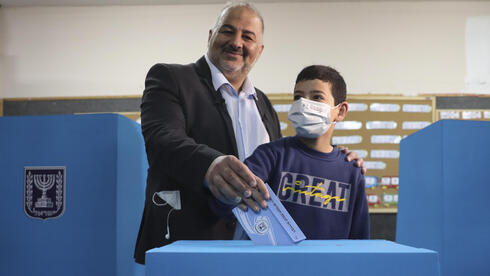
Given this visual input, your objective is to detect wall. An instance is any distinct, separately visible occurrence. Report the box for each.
[1,1,489,98]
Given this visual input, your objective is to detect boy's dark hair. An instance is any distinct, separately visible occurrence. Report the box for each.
[295,65,347,105]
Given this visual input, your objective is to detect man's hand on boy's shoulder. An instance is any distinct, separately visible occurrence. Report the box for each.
[338,146,367,175]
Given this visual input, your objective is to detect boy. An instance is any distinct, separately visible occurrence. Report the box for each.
[242,65,369,239]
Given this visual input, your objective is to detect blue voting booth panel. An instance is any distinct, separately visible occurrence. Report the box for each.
[0,114,147,276]
[397,120,490,276]
[146,240,440,276]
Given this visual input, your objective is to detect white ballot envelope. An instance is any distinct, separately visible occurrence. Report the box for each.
[232,184,306,245]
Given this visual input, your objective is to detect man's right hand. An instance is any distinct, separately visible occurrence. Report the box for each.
[205,155,269,212]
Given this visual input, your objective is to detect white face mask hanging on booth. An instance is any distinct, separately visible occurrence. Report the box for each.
[287,97,339,138]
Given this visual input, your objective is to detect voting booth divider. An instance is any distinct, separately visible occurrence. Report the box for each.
[397,120,490,276]
[0,114,147,276]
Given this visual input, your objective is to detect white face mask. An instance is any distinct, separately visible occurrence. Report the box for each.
[288,97,339,138]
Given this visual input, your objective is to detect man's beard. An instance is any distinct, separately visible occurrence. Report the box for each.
[219,45,247,73]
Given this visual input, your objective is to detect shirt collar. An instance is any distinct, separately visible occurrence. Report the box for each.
[204,54,257,99]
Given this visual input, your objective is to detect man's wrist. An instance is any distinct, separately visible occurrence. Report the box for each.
[204,155,226,188]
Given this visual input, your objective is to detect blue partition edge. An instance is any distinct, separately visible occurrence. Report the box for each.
[116,115,147,276]
[397,120,490,276]
[397,120,444,253]
[0,114,147,276]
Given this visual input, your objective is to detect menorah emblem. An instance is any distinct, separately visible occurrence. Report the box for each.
[34,174,55,208]
[25,166,65,220]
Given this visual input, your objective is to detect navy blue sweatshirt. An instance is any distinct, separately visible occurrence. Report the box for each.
[244,136,369,239]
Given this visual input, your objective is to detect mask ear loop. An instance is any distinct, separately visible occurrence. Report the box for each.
[152,192,175,240]
[331,103,342,123]
[152,192,168,206]
[165,209,175,240]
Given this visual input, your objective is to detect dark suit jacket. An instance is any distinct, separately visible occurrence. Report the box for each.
[134,56,282,264]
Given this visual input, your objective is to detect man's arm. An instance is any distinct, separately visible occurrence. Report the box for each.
[207,142,276,215]
[142,63,268,207]
[141,63,223,192]
[205,155,269,211]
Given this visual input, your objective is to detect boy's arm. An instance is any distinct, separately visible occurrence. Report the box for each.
[349,175,370,239]
[243,143,277,184]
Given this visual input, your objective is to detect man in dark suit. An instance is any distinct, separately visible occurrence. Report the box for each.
[134,2,363,264]
[134,3,279,264]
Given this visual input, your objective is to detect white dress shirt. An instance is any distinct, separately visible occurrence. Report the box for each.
[205,55,270,161]
[205,55,270,240]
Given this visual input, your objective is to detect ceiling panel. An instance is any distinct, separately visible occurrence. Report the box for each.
[1,0,484,8]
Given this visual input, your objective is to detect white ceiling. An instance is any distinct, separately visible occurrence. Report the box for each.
[0,0,484,7]
[0,0,345,7]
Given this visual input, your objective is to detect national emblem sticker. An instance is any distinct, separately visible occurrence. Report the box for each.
[254,216,270,235]
[24,166,66,220]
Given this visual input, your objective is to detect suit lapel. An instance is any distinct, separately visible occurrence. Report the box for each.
[194,56,239,156]
[254,92,274,141]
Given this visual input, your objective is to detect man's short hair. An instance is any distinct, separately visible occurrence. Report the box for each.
[296,65,347,105]
[213,1,264,33]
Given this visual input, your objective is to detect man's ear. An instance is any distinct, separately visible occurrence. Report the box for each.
[208,30,213,43]
[335,102,349,122]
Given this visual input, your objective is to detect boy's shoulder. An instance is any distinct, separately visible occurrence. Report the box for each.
[257,136,298,152]
[333,149,362,170]
[260,137,354,166]
[319,146,363,180]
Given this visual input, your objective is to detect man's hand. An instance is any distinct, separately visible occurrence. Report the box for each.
[205,155,269,212]
[338,146,367,175]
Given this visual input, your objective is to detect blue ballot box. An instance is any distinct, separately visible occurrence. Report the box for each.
[397,120,490,276]
[146,240,440,276]
[0,114,147,276]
